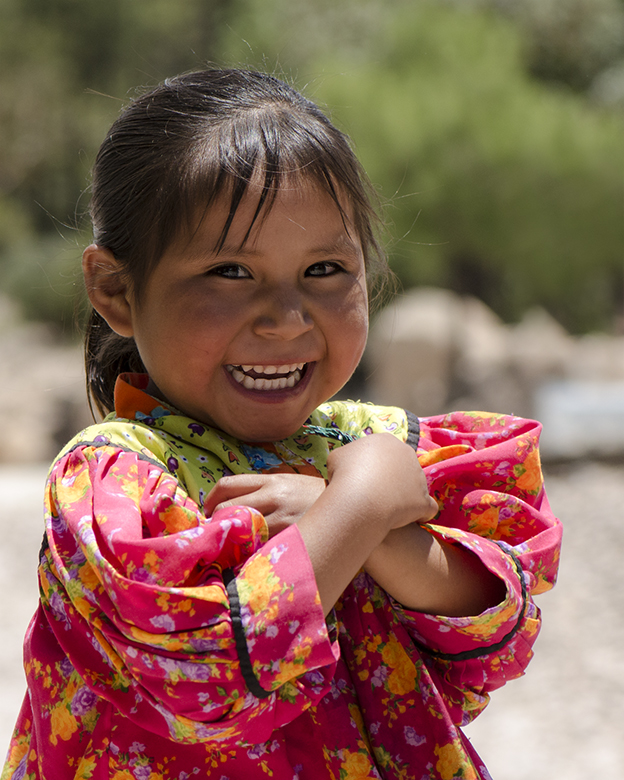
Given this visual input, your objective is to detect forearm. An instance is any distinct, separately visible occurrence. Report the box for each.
[296,472,392,616]
[364,524,507,617]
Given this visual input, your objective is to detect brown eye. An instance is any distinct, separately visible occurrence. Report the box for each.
[306,261,343,277]
[209,264,251,279]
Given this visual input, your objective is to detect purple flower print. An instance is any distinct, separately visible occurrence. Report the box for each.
[49,591,69,625]
[60,657,74,678]
[70,686,98,716]
[404,725,426,747]
[150,614,176,632]
[131,567,156,584]
[49,513,67,535]
[189,637,222,653]
[133,766,151,780]
[12,754,27,780]
[247,742,269,759]
[371,665,388,688]
[188,422,206,436]
[167,456,179,472]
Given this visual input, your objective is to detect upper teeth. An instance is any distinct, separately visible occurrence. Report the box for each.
[240,363,304,374]
[227,363,306,391]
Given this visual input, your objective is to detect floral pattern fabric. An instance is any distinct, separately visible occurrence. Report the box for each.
[2,374,561,780]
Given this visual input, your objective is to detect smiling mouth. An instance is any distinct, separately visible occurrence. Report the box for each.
[226,362,307,391]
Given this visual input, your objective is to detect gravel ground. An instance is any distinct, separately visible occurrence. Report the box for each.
[1,460,623,778]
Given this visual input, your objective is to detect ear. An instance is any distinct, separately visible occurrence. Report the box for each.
[82,244,135,337]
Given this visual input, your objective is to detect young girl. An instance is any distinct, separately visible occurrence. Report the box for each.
[3,69,561,780]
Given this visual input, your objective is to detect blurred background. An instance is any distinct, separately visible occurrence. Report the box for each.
[1,0,623,777]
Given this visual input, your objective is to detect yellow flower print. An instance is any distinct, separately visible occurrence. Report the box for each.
[418,445,471,468]
[341,749,376,779]
[77,561,102,591]
[75,755,97,779]
[434,740,478,780]
[381,636,417,696]
[514,448,543,494]
[240,555,281,614]
[434,742,462,779]
[49,702,78,746]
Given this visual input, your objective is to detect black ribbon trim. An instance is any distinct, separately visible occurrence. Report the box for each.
[223,568,274,699]
[405,411,421,451]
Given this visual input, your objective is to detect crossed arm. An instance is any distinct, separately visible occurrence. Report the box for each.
[204,434,505,618]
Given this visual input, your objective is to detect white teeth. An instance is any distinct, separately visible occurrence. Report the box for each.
[228,363,306,391]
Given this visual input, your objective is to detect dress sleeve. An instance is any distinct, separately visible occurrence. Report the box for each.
[394,411,562,725]
[41,444,339,745]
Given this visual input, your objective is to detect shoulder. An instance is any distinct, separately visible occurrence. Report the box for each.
[314,400,417,443]
[51,415,171,475]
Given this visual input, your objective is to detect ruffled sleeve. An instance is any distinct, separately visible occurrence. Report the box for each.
[41,443,339,745]
[395,411,562,725]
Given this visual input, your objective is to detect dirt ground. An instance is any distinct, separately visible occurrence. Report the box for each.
[1,460,623,779]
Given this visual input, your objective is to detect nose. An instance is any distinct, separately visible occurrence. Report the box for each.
[252,287,314,340]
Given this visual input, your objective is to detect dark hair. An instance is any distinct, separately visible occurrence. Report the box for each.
[85,68,391,417]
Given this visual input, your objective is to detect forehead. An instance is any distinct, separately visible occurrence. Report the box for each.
[188,178,362,255]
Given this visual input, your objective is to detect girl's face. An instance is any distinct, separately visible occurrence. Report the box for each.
[125,183,369,441]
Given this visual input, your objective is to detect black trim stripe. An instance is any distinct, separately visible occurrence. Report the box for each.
[223,568,274,699]
[405,411,421,451]
[413,543,528,662]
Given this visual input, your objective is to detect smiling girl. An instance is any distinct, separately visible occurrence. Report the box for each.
[2,69,561,780]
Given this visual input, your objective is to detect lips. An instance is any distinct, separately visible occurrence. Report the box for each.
[226,362,307,391]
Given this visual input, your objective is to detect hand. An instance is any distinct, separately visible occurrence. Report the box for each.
[326,433,439,532]
[203,473,327,537]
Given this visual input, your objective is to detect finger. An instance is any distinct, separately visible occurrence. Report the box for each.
[415,496,441,525]
[203,475,266,515]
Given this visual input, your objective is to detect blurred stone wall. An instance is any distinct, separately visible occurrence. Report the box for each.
[366,287,624,459]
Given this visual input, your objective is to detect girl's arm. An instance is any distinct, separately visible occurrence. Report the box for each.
[207,435,502,617]
[363,524,506,616]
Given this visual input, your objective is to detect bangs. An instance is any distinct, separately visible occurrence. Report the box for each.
[167,105,381,272]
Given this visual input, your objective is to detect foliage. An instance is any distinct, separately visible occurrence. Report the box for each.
[0,0,622,334]
[222,0,624,332]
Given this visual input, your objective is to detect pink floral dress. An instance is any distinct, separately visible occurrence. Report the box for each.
[2,374,561,780]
